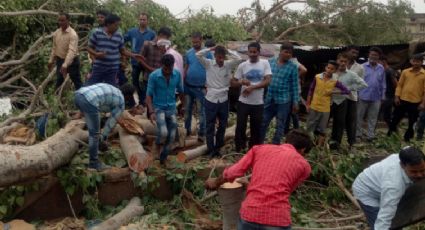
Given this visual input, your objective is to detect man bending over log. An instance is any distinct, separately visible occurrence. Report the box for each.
[352,146,425,230]
[205,129,313,230]
[74,83,135,171]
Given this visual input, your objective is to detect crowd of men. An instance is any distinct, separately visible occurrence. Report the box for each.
[48,10,425,230]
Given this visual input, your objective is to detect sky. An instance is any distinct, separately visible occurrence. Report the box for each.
[151,0,425,16]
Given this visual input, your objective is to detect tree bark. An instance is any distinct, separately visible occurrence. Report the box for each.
[92,197,144,230]
[117,125,153,173]
[176,125,236,163]
[0,120,87,187]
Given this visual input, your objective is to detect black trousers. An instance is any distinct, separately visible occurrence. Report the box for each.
[389,100,420,141]
[235,101,263,151]
[345,100,357,145]
[330,100,348,145]
[380,97,394,126]
[55,56,82,90]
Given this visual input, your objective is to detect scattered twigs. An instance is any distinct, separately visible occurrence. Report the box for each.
[314,214,364,223]
[293,226,358,230]
[0,68,56,128]
[0,47,12,60]
[0,70,28,89]
[329,155,360,209]
[0,33,53,67]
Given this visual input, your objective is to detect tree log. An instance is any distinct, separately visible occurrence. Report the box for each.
[133,115,197,136]
[0,120,87,187]
[176,125,236,163]
[92,197,144,230]
[117,125,153,173]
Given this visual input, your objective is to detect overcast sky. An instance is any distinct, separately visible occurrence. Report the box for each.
[151,0,425,16]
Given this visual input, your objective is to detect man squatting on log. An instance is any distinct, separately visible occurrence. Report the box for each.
[74,83,136,171]
[352,146,425,230]
[205,129,313,230]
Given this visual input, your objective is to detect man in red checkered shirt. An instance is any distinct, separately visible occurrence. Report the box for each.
[205,129,313,230]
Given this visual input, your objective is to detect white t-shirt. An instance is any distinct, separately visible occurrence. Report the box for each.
[235,59,272,105]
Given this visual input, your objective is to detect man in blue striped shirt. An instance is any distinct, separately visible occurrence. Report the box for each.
[260,42,299,144]
[146,54,184,165]
[74,83,135,171]
[86,14,141,86]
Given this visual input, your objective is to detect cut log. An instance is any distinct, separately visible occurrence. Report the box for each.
[176,125,236,163]
[133,115,197,136]
[0,120,87,187]
[118,125,153,173]
[91,197,144,230]
[218,182,245,230]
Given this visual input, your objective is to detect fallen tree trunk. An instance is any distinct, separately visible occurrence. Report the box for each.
[118,125,153,173]
[176,125,236,163]
[134,115,197,136]
[92,197,144,230]
[0,120,87,187]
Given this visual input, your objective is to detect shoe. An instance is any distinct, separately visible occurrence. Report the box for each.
[209,151,222,159]
[88,162,111,172]
[151,143,160,160]
[197,135,206,143]
[329,141,339,150]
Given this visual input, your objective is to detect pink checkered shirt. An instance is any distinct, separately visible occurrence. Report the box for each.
[223,144,311,227]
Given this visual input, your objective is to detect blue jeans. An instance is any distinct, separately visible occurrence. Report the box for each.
[184,85,206,136]
[85,66,119,87]
[260,100,291,144]
[358,200,379,230]
[205,99,229,155]
[237,218,291,230]
[155,108,177,161]
[74,93,100,168]
[131,64,145,105]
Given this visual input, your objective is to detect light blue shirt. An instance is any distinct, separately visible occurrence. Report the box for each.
[352,154,413,230]
[147,68,184,110]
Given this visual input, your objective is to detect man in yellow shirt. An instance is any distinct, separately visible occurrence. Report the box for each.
[48,12,82,90]
[388,54,425,141]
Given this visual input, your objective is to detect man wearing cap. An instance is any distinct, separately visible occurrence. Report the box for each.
[352,146,425,229]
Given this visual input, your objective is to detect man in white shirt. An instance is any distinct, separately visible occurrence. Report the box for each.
[196,46,243,157]
[352,146,425,230]
[231,42,272,152]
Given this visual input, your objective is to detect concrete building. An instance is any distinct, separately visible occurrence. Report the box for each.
[406,13,425,41]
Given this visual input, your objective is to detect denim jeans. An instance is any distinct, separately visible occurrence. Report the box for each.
[55,56,82,90]
[260,100,291,144]
[205,99,229,155]
[358,200,379,230]
[131,64,144,105]
[74,93,100,168]
[357,99,381,139]
[85,66,119,87]
[237,218,291,230]
[184,85,206,137]
[284,112,300,134]
[155,107,177,161]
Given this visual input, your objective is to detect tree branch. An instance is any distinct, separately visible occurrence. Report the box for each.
[0,10,88,17]
[0,68,56,128]
[0,70,28,89]
[38,0,52,10]
[0,33,53,67]
[274,22,329,41]
[246,0,307,32]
